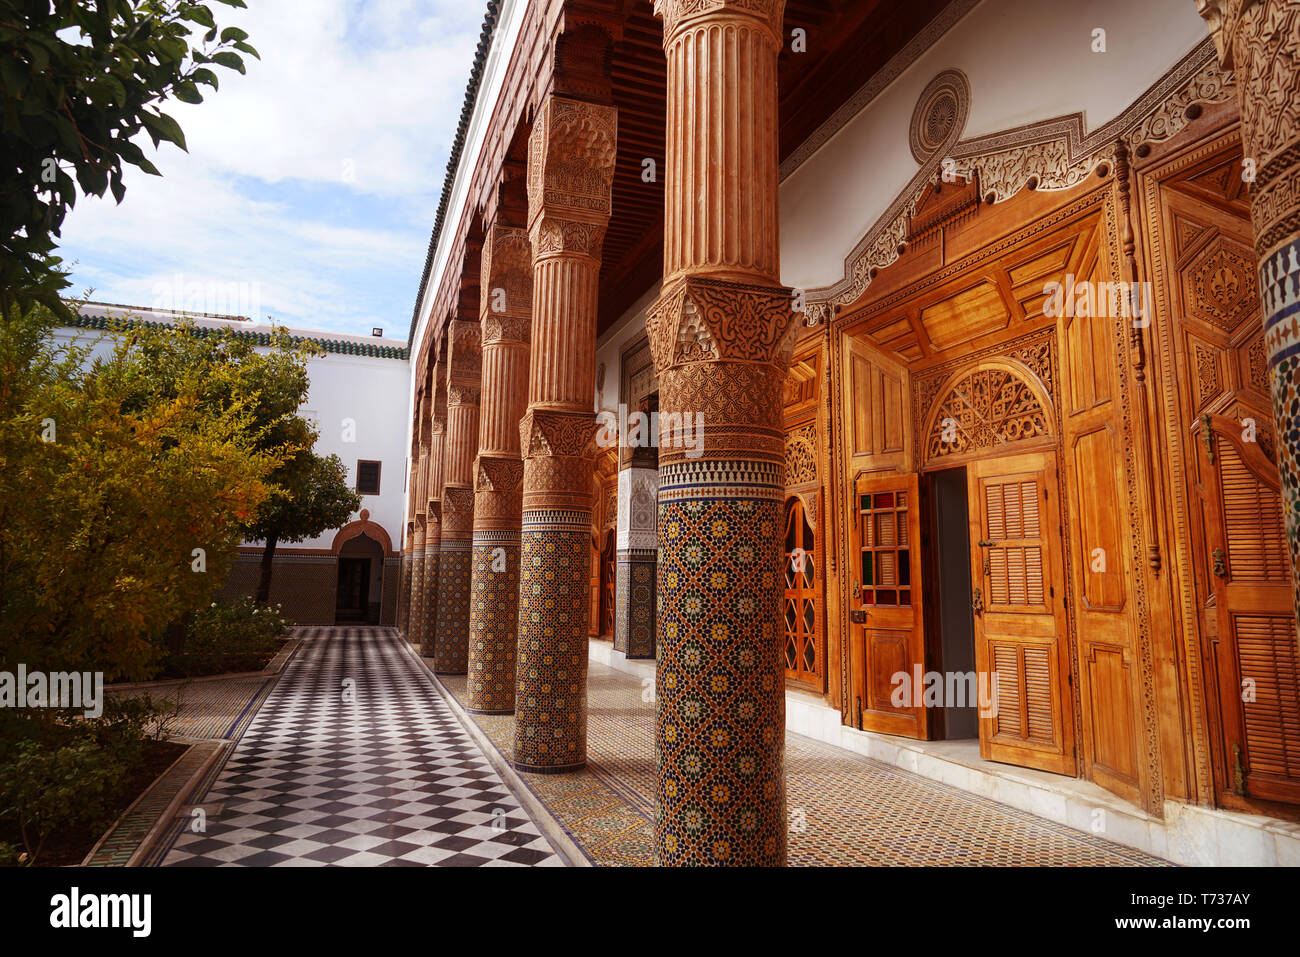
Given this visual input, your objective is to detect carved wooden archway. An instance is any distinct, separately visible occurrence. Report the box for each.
[919,359,1056,467]
[331,509,395,556]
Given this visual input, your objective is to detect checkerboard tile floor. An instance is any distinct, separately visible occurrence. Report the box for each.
[160,627,562,867]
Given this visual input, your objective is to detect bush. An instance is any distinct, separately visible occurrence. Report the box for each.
[0,696,177,865]
[162,596,290,678]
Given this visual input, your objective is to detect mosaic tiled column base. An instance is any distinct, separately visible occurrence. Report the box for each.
[615,550,657,659]
[406,548,423,643]
[432,540,472,674]
[418,529,440,657]
[512,516,590,773]
[1260,237,1300,630]
[396,552,411,636]
[466,536,521,714]
[654,461,786,866]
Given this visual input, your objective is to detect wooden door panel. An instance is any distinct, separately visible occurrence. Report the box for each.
[1196,415,1300,804]
[852,472,928,738]
[969,452,1076,774]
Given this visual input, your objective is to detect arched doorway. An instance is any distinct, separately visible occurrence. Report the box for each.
[336,533,383,624]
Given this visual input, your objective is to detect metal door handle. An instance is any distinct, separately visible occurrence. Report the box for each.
[972,587,983,613]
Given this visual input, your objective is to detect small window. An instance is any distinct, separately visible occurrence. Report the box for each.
[357,460,381,495]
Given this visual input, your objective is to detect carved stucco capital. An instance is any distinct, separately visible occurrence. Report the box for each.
[646,275,799,375]
[654,0,786,46]
[1197,0,1300,256]
[527,96,617,232]
[480,224,533,320]
[1195,0,1262,67]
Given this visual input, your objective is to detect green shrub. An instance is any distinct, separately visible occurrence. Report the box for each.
[162,596,289,677]
[0,695,176,865]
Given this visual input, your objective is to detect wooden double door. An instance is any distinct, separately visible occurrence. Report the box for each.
[852,450,1076,775]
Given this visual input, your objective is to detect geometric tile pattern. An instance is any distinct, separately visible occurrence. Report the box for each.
[449,657,1170,866]
[513,523,590,773]
[83,740,219,867]
[438,670,651,866]
[614,553,656,659]
[655,493,786,866]
[432,545,472,674]
[159,627,562,867]
[111,675,274,741]
[466,541,520,713]
[1259,236,1300,622]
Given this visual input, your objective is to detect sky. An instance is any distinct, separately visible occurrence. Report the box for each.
[56,0,487,339]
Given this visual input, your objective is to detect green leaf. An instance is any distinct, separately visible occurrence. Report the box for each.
[1,56,28,98]
[191,67,219,90]
[209,51,245,74]
[141,111,187,152]
[173,81,203,105]
[187,7,217,29]
[219,27,249,43]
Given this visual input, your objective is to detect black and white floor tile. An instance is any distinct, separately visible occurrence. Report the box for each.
[161,627,562,867]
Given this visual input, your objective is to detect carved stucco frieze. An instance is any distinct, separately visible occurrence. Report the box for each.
[805,41,1237,316]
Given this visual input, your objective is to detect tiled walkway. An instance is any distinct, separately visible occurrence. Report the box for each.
[149,625,1168,867]
[440,655,1171,866]
[159,627,562,867]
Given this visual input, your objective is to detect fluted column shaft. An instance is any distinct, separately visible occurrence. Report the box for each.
[467,225,533,713]
[649,0,796,866]
[420,363,448,656]
[1199,0,1300,638]
[432,322,481,673]
[512,95,617,773]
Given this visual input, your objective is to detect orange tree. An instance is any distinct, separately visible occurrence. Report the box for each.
[0,305,294,680]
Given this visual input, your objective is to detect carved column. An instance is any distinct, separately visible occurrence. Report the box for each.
[398,518,413,636]
[1198,0,1300,635]
[420,354,448,656]
[466,223,533,712]
[432,321,481,673]
[408,438,429,646]
[512,94,617,772]
[649,0,798,866]
[615,428,659,659]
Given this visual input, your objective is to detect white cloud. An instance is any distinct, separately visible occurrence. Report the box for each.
[57,0,484,336]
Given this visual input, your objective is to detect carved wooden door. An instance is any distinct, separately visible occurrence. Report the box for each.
[783,497,820,685]
[967,451,1076,774]
[600,532,616,638]
[1194,414,1300,804]
[851,472,929,738]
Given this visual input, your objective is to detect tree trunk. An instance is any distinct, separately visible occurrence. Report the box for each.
[256,533,278,605]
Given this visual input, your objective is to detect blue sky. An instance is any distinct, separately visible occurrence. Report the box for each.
[56,0,486,338]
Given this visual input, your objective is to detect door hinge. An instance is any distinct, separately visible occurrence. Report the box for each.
[1200,413,1216,463]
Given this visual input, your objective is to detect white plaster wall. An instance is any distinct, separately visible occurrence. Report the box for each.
[54,314,410,553]
[780,0,1211,291]
[291,350,410,550]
